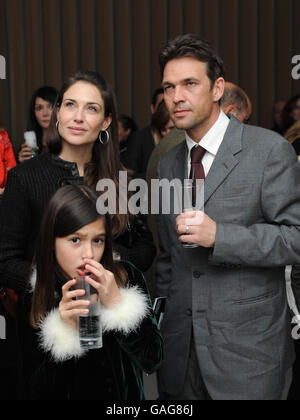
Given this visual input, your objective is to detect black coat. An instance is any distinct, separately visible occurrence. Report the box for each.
[18,261,163,400]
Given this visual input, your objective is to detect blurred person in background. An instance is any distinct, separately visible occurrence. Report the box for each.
[124,100,173,179]
[0,128,16,195]
[150,87,164,115]
[18,86,58,163]
[271,99,286,135]
[117,114,138,166]
[123,88,164,179]
[220,82,252,124]
[281,94,300,135]
[285,119,300,161]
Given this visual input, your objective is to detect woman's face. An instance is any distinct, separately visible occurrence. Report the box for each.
[55,218,106,280]
[35,97,53,129]
[56,81,112,147]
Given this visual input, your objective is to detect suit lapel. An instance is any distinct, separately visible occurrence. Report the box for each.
[169,117,244,206]
[204,117,243,205]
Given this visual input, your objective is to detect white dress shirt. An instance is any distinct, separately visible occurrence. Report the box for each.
[185,110,230,178]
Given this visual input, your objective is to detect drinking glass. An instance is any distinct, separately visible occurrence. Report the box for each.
[74,276,103,350]
[181,178,204,249]
[24,131,38,158]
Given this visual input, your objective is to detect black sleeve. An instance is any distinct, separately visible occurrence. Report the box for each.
[0,169,32,294]
[114,262,163,375]
[113,215,156,273]
[122,131,143,175]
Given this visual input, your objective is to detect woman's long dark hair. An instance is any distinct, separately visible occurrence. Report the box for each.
[31,185,126,328]
[27,86,58,152]
[46,70,129,237]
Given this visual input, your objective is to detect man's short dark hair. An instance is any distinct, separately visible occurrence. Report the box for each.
[159,33,225,88]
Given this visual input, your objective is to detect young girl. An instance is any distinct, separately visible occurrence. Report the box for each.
[19,184,163,400]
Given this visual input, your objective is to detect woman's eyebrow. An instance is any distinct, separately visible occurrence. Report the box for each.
[63,98,101,106]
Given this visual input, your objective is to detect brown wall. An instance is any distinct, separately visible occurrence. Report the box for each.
[0,0,299,153]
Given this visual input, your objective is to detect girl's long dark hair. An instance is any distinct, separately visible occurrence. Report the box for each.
[31,185,126,328]
[46,71,129,237]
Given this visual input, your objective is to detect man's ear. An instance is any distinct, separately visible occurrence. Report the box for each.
[213,77,225,102]
[222,104,236,116]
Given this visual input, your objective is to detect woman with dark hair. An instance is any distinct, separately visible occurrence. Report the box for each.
[0,70,156,300]
[18,86,58,163]
[281,94,300,134]
[18,184,162,400]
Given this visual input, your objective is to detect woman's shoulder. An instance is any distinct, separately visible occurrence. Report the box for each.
[9,153,54,178]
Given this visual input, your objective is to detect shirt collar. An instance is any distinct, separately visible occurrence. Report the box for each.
[185,110,230,156]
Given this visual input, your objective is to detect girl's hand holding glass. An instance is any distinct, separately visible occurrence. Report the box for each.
[82,258,122,309]
[59,279,90,330]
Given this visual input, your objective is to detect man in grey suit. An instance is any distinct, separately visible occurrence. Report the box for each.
[156,34,300,400]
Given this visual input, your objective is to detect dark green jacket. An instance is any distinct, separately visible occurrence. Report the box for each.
[18,261,163,400]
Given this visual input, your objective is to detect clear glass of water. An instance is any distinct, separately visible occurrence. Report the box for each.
[75,276,103,350]
[182,179,204,249]
[24,131,38,158]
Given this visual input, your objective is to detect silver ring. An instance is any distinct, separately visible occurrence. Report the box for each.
[185,225,189,234]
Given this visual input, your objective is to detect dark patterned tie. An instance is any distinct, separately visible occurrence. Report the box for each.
[190,145,206,206]
[190,145,206,180]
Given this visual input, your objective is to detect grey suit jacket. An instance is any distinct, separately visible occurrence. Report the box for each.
[156,116,300,400]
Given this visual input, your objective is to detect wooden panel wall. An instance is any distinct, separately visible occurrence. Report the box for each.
[0,0,299,152]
